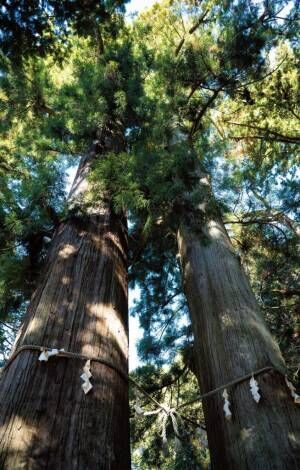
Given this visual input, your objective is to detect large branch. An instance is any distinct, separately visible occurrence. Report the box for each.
[175,10,209,56]
[189,88,221,138]
[225,212,298,235]
[226,121,300,144]
[271,288,300,298]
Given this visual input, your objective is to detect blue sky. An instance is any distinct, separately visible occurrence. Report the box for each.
[125,0,157,18]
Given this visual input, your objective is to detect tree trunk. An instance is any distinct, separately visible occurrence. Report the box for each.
[0,144,130,469]
[177,173,300,469]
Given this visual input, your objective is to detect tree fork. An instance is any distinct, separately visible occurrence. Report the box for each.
[177,171,300,469]
[0,142,130,469]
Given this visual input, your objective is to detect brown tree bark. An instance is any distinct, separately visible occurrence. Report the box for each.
[0,142,130,469]
[177,172,300,469]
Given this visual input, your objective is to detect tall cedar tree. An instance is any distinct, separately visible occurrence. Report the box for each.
[0,1,133,468]
[125,1,300,467]
[0,141,130,468]
[177,167,300,469]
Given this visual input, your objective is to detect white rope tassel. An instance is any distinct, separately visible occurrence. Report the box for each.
[159,410,169,445]
[169,409,179,436]
[38,348,65,362]
[81,359,93,394]
[157,405,182,456]
[249,374,261,403]
[174,435,181,452]
[222,388,232,420]
[169,408,183,453]
[285,375,300,404]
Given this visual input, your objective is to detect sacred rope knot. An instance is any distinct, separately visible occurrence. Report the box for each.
[161,405,175,415]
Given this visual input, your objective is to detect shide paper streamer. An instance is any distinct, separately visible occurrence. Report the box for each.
[38,348,93,395]
[81,359,93,394]
[222,388,232,420]
[285,375,300,404]
[249,375,261,403]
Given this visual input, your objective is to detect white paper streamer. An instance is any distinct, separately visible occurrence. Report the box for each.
[285,375,300,404]
[38,348,65,362]
[249,375,261,403]
[222,389,232,420]
[81,360,93,394]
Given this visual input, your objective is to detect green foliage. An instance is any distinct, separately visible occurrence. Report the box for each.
[89,151,148,212]
[217,158,299,377]
[0,0,129,62]
[0,156,67,326]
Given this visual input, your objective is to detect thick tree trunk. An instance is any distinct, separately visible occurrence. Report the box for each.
[0,145,130,469]
[177,174,300,469]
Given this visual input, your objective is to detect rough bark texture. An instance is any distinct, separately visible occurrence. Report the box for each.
[177,176,300,470]
[0,147,130,469]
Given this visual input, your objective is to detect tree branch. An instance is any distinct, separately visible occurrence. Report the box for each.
[189,88,221,137]
[226,121,300,144]
[175,10,209,56]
